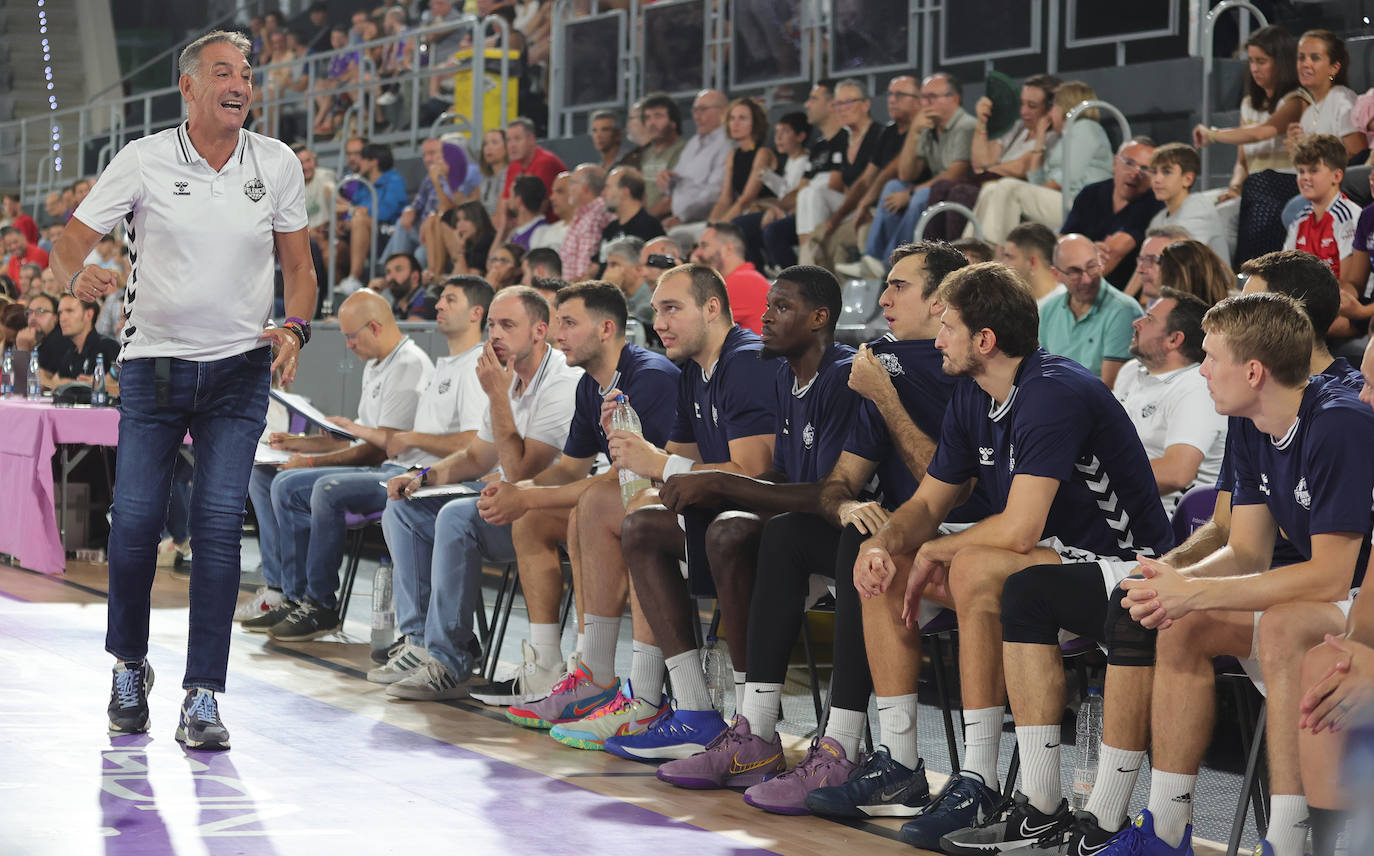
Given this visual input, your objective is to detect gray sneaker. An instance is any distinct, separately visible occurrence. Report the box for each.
[386,659,471,701]
[176,688,230,751]
[242,598,298,633]
[108,660,154,734]
[366,640,430,684]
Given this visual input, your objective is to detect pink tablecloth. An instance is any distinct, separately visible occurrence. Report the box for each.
[0,399,121,575]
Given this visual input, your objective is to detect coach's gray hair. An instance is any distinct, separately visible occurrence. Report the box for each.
[178,30,252,78]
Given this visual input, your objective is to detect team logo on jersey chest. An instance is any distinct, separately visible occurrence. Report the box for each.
[1140,403,1157,418]
[876,352,904,376]
[712,404,719,425]
[1294,477,1311,509]
[1260,473,1271,496]
[172,181,190,196]
[243,177,266,202]
[978,446,995,466]
[802,422,815,449]
[437,379,451,395]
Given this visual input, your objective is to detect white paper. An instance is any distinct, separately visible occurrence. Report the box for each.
[270,389,356,439]
[254,443,294,465]
[375,479,479,500]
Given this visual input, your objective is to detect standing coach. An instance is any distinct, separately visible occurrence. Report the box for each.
[49,30,317,751]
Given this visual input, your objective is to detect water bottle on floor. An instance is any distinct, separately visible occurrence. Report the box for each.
[371,557,395,655]
[2,347,13,396]
[26,350,41,400]
[701,634,732,716]
[1072,687,1103,810]
[610,395,653,507]
[91,355,107,406]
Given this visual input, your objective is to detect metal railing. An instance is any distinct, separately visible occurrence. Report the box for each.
[1199,0,1269,190]
[914,202,982,241]
[1061,99,1133,221]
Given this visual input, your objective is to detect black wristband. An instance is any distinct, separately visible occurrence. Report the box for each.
[283,323,306,350]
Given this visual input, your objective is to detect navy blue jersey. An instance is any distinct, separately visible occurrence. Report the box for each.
[564,344,680,459]
[843,336,992,519]
[670,326,779,464]
[927,349,1173,559]
[1230,374,1374,586]
[772,343,858,483]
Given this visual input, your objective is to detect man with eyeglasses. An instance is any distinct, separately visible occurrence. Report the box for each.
[659,89,731,232]
[1039,233,1144,387]
[1062,138,1164,291]
[1124,225,1192,303]
[15,292,69,373]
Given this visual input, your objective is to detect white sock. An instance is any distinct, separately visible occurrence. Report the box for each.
[581,614,621,685]
[1146,770,1196,848]
[628,641,664,703]
[963,706,1005,789]
[666,649,712,711]
[740,682,783,741]
[1015,724,1063,814]
[529,623,562,670]
[876,694,920,770]
[576,631,584,653]
[732,669,746,715]
[1085,744,1147,831]
[823,707,867,761]
[1267,794,1309,856]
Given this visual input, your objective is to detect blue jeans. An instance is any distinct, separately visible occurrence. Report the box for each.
[270,463,407,610]
[162,452,194,543]
[762,213,798,268]
[381,488,513,677]
[106,346,271,692]
[381,222,428,269]
[866,179,932,260]
[247,466,285,589]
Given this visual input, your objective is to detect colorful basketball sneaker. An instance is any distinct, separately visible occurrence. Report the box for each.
[742,736,857,815]
[505,656,619,730]
[604,707,729,763]
[654,714,784,789]
[549,681,667,750]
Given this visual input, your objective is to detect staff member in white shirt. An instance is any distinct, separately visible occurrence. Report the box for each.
[48,31,318,751]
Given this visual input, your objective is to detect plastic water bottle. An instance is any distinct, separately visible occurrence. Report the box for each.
[1,347,13,396]
[1072,687,1104,810]
[26,350,41,400]
[610,394,652,507]
[91,354,107,406]
[371,557,395,654]
[701,634,733,716]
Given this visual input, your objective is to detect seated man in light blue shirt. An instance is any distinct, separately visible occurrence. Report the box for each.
[1038,233,1143,387]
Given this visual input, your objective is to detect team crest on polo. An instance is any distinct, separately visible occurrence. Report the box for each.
[802,422,815,449]
[172,181,190,196]
[437,379,451,395]
[877,352,903,376]
[1294,477,1311,509]
[243,178,266,202]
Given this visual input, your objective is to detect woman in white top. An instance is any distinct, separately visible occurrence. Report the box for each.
[732,112,811,269]
[1197,28,1361,262]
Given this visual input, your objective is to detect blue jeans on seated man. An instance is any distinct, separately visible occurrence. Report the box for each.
[866,179,933,261]
[381,221,428,269]
[106,346,271,693]
[381,487,514,679]
[248,465,286,589]
[270,462,409,612]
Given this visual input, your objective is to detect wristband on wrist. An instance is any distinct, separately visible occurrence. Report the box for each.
[282,324,306,350]
[662,454,695,480]
[68,270,80,296]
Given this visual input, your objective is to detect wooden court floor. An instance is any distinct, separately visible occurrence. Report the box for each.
[0,560,941,856]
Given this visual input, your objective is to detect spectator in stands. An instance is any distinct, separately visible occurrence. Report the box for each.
[601,236,651,329]
[1157,239,1234,307]
[999,222,1061,304]
[15,292,67,373]
[590,109,627,171]
[299,1,330,53]
[477,129,509,218]
[1192,26,1300,264]
[374,7,415,127]
[1,302,24,346]
[1285,135,1359,281]
[842,73,973,277]
[42,191,66,228]
[293,145,336,246]
[1113,288,1226,514]
[312,27,360,138]
[500,118,567,225]
[968,79,1114,244]
[796,79,880,268]
[1124,224,1192,301]
[387,138,473,264]
[690,221,769,333]
[707,98,776,224]
[260,28,308,141]
[72,178,91,210]
[734,111,812,269]
[600,166,665,256]
[532,173,574,251]
[1146,143,1230,261]
[43,295,122,394]
[337,143,408,294]
[1039,234,1143,386]
[502,175,551,250]
[1336,168,1374,345]
[952,237,995,264]
[636,236,681,317]
[559,164,614,280]
[38,222,63,254]
[1288,31,1364,161]
[636,93,686,219]
[1,194,38,245]
[661,89,732,235]
[485,242,525,291]
[381,252,437,320]
[1063,137,1163,290]
[418,0,467,127]
[522,246,562,284]
[15,262,42,300]
[432,200,496,278]
[2,225,49,285]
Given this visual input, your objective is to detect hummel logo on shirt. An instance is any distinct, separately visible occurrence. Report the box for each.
[172,181,190,196]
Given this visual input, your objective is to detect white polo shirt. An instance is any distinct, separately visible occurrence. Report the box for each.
[478,344,582,476]
[1113,359,1228,514]
[358,336,433,432]
[73,122,308,362]
[389,342,486,468]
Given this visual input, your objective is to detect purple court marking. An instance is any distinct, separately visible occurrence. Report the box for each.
[0,596,788,856]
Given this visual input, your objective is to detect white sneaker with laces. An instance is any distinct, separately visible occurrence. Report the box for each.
[335,275,364,296]
[233,586,283,622]
[366,641,430,684]
[386,659,471,701]
[469,639,565,706]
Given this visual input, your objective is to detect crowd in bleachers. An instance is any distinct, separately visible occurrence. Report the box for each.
[9,10,1374,856]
